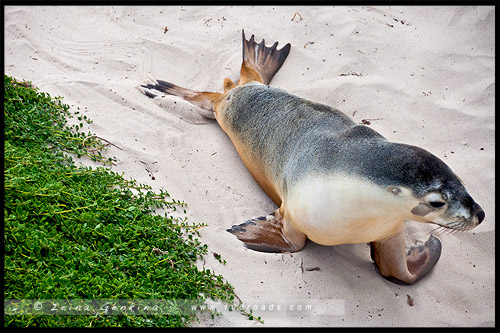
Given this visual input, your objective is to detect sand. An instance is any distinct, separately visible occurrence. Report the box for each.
[4,6,495,327]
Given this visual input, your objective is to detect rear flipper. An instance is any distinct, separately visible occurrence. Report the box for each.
[140,79,223,116]
[370,228,442,284]
[239,30,291,85]
[227,209,306,253]
[140,30,291,114]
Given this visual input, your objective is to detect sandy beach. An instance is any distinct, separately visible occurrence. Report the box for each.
[4,6,495,327]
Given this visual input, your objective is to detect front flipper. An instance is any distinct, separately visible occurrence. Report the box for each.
[227,209,306,253]
[370,227,442,284]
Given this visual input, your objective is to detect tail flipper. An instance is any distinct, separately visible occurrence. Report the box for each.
[239,30,291,85]
[141,79,223,113]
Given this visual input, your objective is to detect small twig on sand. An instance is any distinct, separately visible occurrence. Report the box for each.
[83,135,123,152]
[188,225,206,233]
[291,12,302,21]
[360,118,383,125]
[140,160,158,180]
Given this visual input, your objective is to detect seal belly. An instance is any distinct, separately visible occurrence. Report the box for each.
[285,174,404,245]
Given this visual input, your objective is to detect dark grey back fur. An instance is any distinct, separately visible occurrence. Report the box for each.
[223,83,469,200]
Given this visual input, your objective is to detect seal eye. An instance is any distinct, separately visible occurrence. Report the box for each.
[429,201,446,208]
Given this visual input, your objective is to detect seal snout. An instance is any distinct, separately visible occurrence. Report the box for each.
[468,197,485,226]
[475,207,485,225]
[460,193,485,226]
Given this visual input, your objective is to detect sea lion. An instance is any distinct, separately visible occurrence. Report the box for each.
[140,30,485,284]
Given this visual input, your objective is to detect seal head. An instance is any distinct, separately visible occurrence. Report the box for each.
[349,142,486,230]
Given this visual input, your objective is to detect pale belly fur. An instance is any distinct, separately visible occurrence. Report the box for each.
[284,174,406,245]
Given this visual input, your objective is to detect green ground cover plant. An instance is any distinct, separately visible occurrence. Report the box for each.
[4,75,258,327]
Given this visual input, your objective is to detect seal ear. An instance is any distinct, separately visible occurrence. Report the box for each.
[388,186,402,195]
